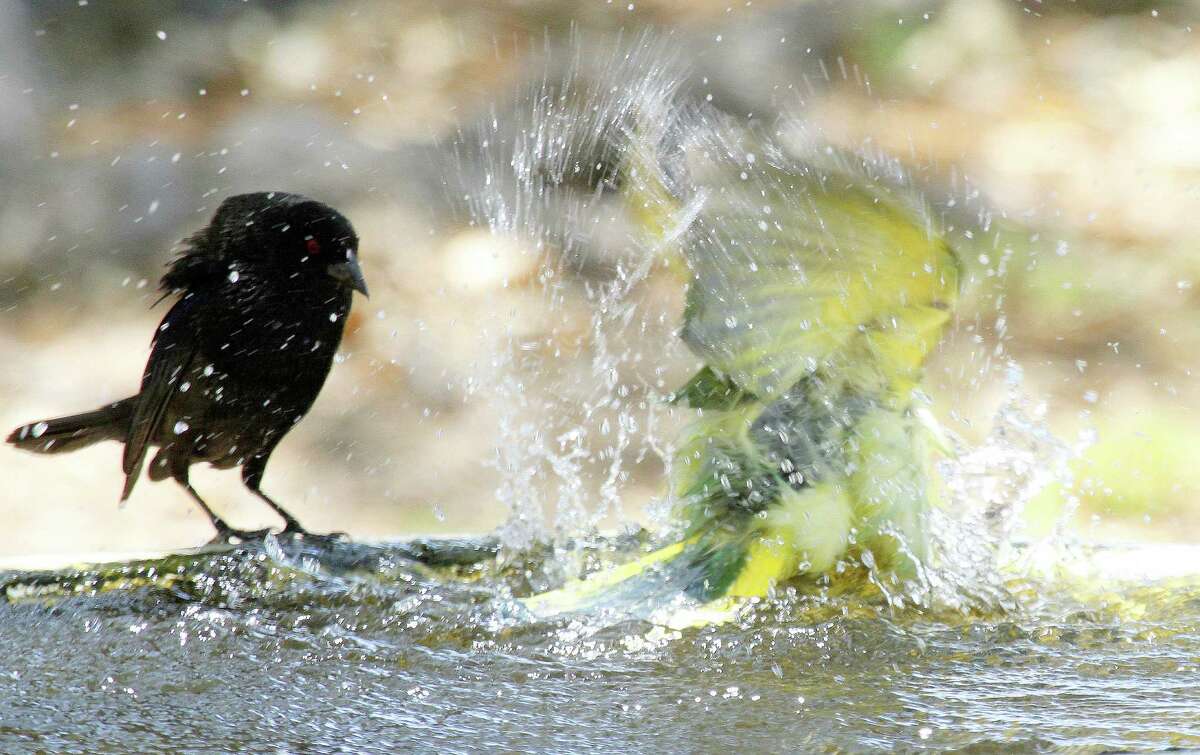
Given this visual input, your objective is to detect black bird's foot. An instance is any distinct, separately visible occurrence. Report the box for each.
[208,526,273,546]
[277,525,350,545]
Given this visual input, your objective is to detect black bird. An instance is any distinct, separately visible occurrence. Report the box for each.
[7,192,368,544]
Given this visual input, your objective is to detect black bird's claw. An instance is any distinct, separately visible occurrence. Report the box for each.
[208,526,273,546]
[277,526,350,545]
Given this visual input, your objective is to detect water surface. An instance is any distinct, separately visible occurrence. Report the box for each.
[2,538,1198,753]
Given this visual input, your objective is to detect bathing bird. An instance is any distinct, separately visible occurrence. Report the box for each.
[526,121,961,624]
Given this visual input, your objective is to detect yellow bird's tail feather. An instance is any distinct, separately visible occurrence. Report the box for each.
[522,484,859,628]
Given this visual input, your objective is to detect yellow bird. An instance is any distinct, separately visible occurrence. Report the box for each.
[526,117,962,626]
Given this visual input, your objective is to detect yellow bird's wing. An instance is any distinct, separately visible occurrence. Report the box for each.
[679,144,961,399]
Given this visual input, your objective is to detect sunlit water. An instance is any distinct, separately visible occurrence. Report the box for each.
[2,537,1199,752]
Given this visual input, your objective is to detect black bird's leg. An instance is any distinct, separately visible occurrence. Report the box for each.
[171,462,271,544]
[242,455,302,533]
[238,451,343,537]
[242,453,347,541]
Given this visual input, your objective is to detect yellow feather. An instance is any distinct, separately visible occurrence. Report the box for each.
[728,484,855,597]
[522,538,693,618]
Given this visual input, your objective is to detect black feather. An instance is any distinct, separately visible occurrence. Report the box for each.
[160,228,224,295]
[7,400,133,454]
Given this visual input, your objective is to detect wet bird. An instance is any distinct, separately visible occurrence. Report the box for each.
[526,120,961,626]
[8,192,368,544]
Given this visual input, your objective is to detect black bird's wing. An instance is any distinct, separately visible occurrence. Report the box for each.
[121,296,202,500]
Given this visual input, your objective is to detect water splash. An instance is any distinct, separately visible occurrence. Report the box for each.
[915,363,1085,614]
[455,35,693,551]
[940,364,1078,543]
[457,34,1080,619]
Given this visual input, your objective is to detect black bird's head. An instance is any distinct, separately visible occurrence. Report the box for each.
[182,191,368,297]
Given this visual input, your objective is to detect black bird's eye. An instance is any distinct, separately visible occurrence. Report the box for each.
[305,237,321,256]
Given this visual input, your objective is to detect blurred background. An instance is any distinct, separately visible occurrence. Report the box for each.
[2,0,1199,557]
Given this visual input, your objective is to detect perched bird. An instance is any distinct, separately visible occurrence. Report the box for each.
[525,121,961,625]
[8,192,369,544]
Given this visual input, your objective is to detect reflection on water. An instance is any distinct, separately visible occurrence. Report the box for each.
[2,537,1198,752]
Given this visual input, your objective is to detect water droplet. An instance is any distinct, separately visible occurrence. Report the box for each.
[173,421,189,435]
[228,269,240,283]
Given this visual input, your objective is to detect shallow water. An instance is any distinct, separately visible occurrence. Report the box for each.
[2,538,1198,753]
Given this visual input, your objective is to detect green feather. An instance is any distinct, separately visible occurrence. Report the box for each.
[670,366,755,411]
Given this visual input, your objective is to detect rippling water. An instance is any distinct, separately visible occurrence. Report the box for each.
[2,537,1198,753]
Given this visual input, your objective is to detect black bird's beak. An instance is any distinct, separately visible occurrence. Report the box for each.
[327,253,369,297]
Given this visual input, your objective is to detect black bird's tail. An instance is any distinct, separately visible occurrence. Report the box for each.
[7,399,134,454]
